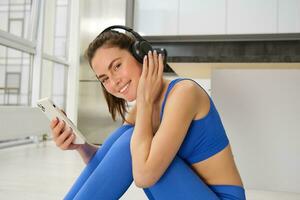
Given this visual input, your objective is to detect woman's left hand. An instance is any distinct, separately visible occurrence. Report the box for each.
[136,50,164,106]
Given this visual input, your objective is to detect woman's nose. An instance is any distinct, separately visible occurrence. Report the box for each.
[111,77,121,87]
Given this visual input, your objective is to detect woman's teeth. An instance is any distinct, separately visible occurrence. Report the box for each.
[120,82,130,93]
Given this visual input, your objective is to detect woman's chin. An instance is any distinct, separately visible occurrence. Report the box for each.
[115,92,136,102]
[114,94,135,102]
[124,91,137,102]
[126,96,136,102]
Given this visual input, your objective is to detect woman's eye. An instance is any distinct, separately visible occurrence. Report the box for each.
[102,78,108,83]
[114,64,121,70]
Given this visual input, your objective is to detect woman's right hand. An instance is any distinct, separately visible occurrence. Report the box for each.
[50,117,81,150]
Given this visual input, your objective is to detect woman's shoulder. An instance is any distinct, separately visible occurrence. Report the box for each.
[169,78,208,102]
[167,79,210,119]
[162,79,199,110]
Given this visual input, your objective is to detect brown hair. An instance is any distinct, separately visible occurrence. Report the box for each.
[85,30,135,124]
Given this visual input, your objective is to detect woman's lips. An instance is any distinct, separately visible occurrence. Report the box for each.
[120,81,131,94]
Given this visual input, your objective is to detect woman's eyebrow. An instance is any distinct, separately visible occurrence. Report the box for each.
[97,57,121,79]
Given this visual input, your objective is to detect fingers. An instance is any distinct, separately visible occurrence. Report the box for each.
[147,50,154,77]
[52,119,65,140]
[50,117,59,129]
[153,50,159,75]
[158,53,164,77]
[59,130,75,150]
[55,127,74,149]
[50,118,76,150]
[142,55,148,78]
[146,50,161,77]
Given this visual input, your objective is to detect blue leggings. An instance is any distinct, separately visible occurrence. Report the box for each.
[64,125,246,200]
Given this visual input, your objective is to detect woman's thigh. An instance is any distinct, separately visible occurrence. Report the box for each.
[144,156,246,200]
[143,156,220,200]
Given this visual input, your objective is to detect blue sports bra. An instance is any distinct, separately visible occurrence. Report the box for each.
[160,78,229,164]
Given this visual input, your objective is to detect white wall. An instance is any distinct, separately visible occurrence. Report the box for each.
[227,0,277,34]
[134,0,300,35]
[0,107,50,140]
[212,69,300,193]
[278,0,300,33]
[179,0,226,35]
[134,0,178,35]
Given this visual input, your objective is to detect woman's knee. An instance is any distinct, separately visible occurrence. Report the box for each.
[109,127,134,153]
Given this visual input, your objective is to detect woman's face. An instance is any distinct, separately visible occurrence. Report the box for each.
[91,46,142,102]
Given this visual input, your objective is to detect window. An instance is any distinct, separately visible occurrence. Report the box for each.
[41,59,67,109]
[43,0,70,59]
[0,0,71,106]
[0,0,33,40]
[0,44,32,105]
[0,0,77,144]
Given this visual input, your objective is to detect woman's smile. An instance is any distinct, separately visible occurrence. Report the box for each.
[119,81,131,95]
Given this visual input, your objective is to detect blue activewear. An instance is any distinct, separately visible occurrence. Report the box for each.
[64,78,246,200]
[161,78,229,164]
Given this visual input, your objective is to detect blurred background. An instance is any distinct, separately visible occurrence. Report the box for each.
[0,0,299,199]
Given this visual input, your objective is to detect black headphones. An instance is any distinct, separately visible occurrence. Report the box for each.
[100,25,168,68]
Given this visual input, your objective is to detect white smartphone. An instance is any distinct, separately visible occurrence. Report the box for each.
[36,97,86,144]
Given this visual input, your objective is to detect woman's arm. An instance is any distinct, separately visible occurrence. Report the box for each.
[50,117,99,165]
[75,143,99,164]
[131,83,198,188]
[130,51,198,188]
[130,102,155,186]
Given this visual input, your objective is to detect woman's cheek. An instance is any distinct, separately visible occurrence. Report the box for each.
[104,85,114,95]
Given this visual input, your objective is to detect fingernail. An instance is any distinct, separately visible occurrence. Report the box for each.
[148,50,152,54]
[154,50,157,54]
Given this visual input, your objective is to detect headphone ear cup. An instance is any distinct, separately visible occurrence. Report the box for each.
[131,40,153,63]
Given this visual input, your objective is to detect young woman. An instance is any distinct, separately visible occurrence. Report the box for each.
[50,28,246,200]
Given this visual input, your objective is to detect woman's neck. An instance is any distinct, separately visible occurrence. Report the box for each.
[156,78,172,106]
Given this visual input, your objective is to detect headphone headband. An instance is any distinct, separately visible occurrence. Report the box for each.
[100,25,144,41]
[98,25,168,69]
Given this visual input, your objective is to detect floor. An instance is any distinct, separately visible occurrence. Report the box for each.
[1,142,300,200]
[0,141,148,200]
